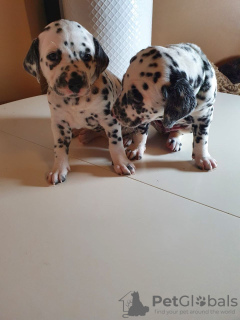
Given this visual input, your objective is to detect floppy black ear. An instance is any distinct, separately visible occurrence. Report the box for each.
[23,38,40,82]
[162,79,197,128]
[93,37,109,79]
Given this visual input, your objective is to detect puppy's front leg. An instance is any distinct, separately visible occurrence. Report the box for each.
[101,120,136,175]
[47,119,72,184]
[166,131,183,152]
[192,107,217,170]
[126,123,149,160]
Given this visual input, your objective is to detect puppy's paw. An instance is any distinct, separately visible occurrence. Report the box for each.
[123,136,133,147]
[113,158,136,175]
[126,144,146,160]
[193,154,217,171]
[47,164,70,185]
[166,138,182,152]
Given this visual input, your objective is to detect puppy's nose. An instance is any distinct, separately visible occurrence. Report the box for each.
[68,73,84,93]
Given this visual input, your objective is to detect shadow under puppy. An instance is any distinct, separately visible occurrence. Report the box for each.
[23,19,136,184]
[113,43,218,170]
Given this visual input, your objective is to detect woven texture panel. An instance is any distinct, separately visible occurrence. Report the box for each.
[61,0,153,79]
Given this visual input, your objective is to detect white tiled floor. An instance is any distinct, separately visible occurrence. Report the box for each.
[0,93,240,320]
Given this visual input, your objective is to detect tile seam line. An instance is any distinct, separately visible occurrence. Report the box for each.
[126,176,240,219]
[1,129,239,219]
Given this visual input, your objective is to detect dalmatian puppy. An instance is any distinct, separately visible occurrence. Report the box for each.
[23,19,136,184]
[113,43,218,170]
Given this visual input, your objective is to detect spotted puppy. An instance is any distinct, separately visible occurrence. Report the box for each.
[113,43,217,170]
[23,19,136,184]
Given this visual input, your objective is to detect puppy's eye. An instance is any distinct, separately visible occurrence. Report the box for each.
[82,53,92,62]
[47,52,58,61]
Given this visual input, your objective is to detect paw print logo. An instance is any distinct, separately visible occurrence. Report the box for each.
[196,296,206,307]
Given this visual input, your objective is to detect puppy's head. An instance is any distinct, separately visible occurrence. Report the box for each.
[113,78,197,129]
[113,47,197,129]
[23,19,109,97]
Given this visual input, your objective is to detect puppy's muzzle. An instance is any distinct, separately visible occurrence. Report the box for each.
[54,71,88,96]
[68,72,84,93]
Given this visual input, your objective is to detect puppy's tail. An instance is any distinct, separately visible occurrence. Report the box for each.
[162,78,196,128]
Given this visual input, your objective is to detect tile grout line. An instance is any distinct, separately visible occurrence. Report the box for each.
[126,176,240,219]
[1,129,239,219]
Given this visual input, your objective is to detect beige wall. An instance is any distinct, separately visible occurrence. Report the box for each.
[0,0,46,104]
[152,0,240,64]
